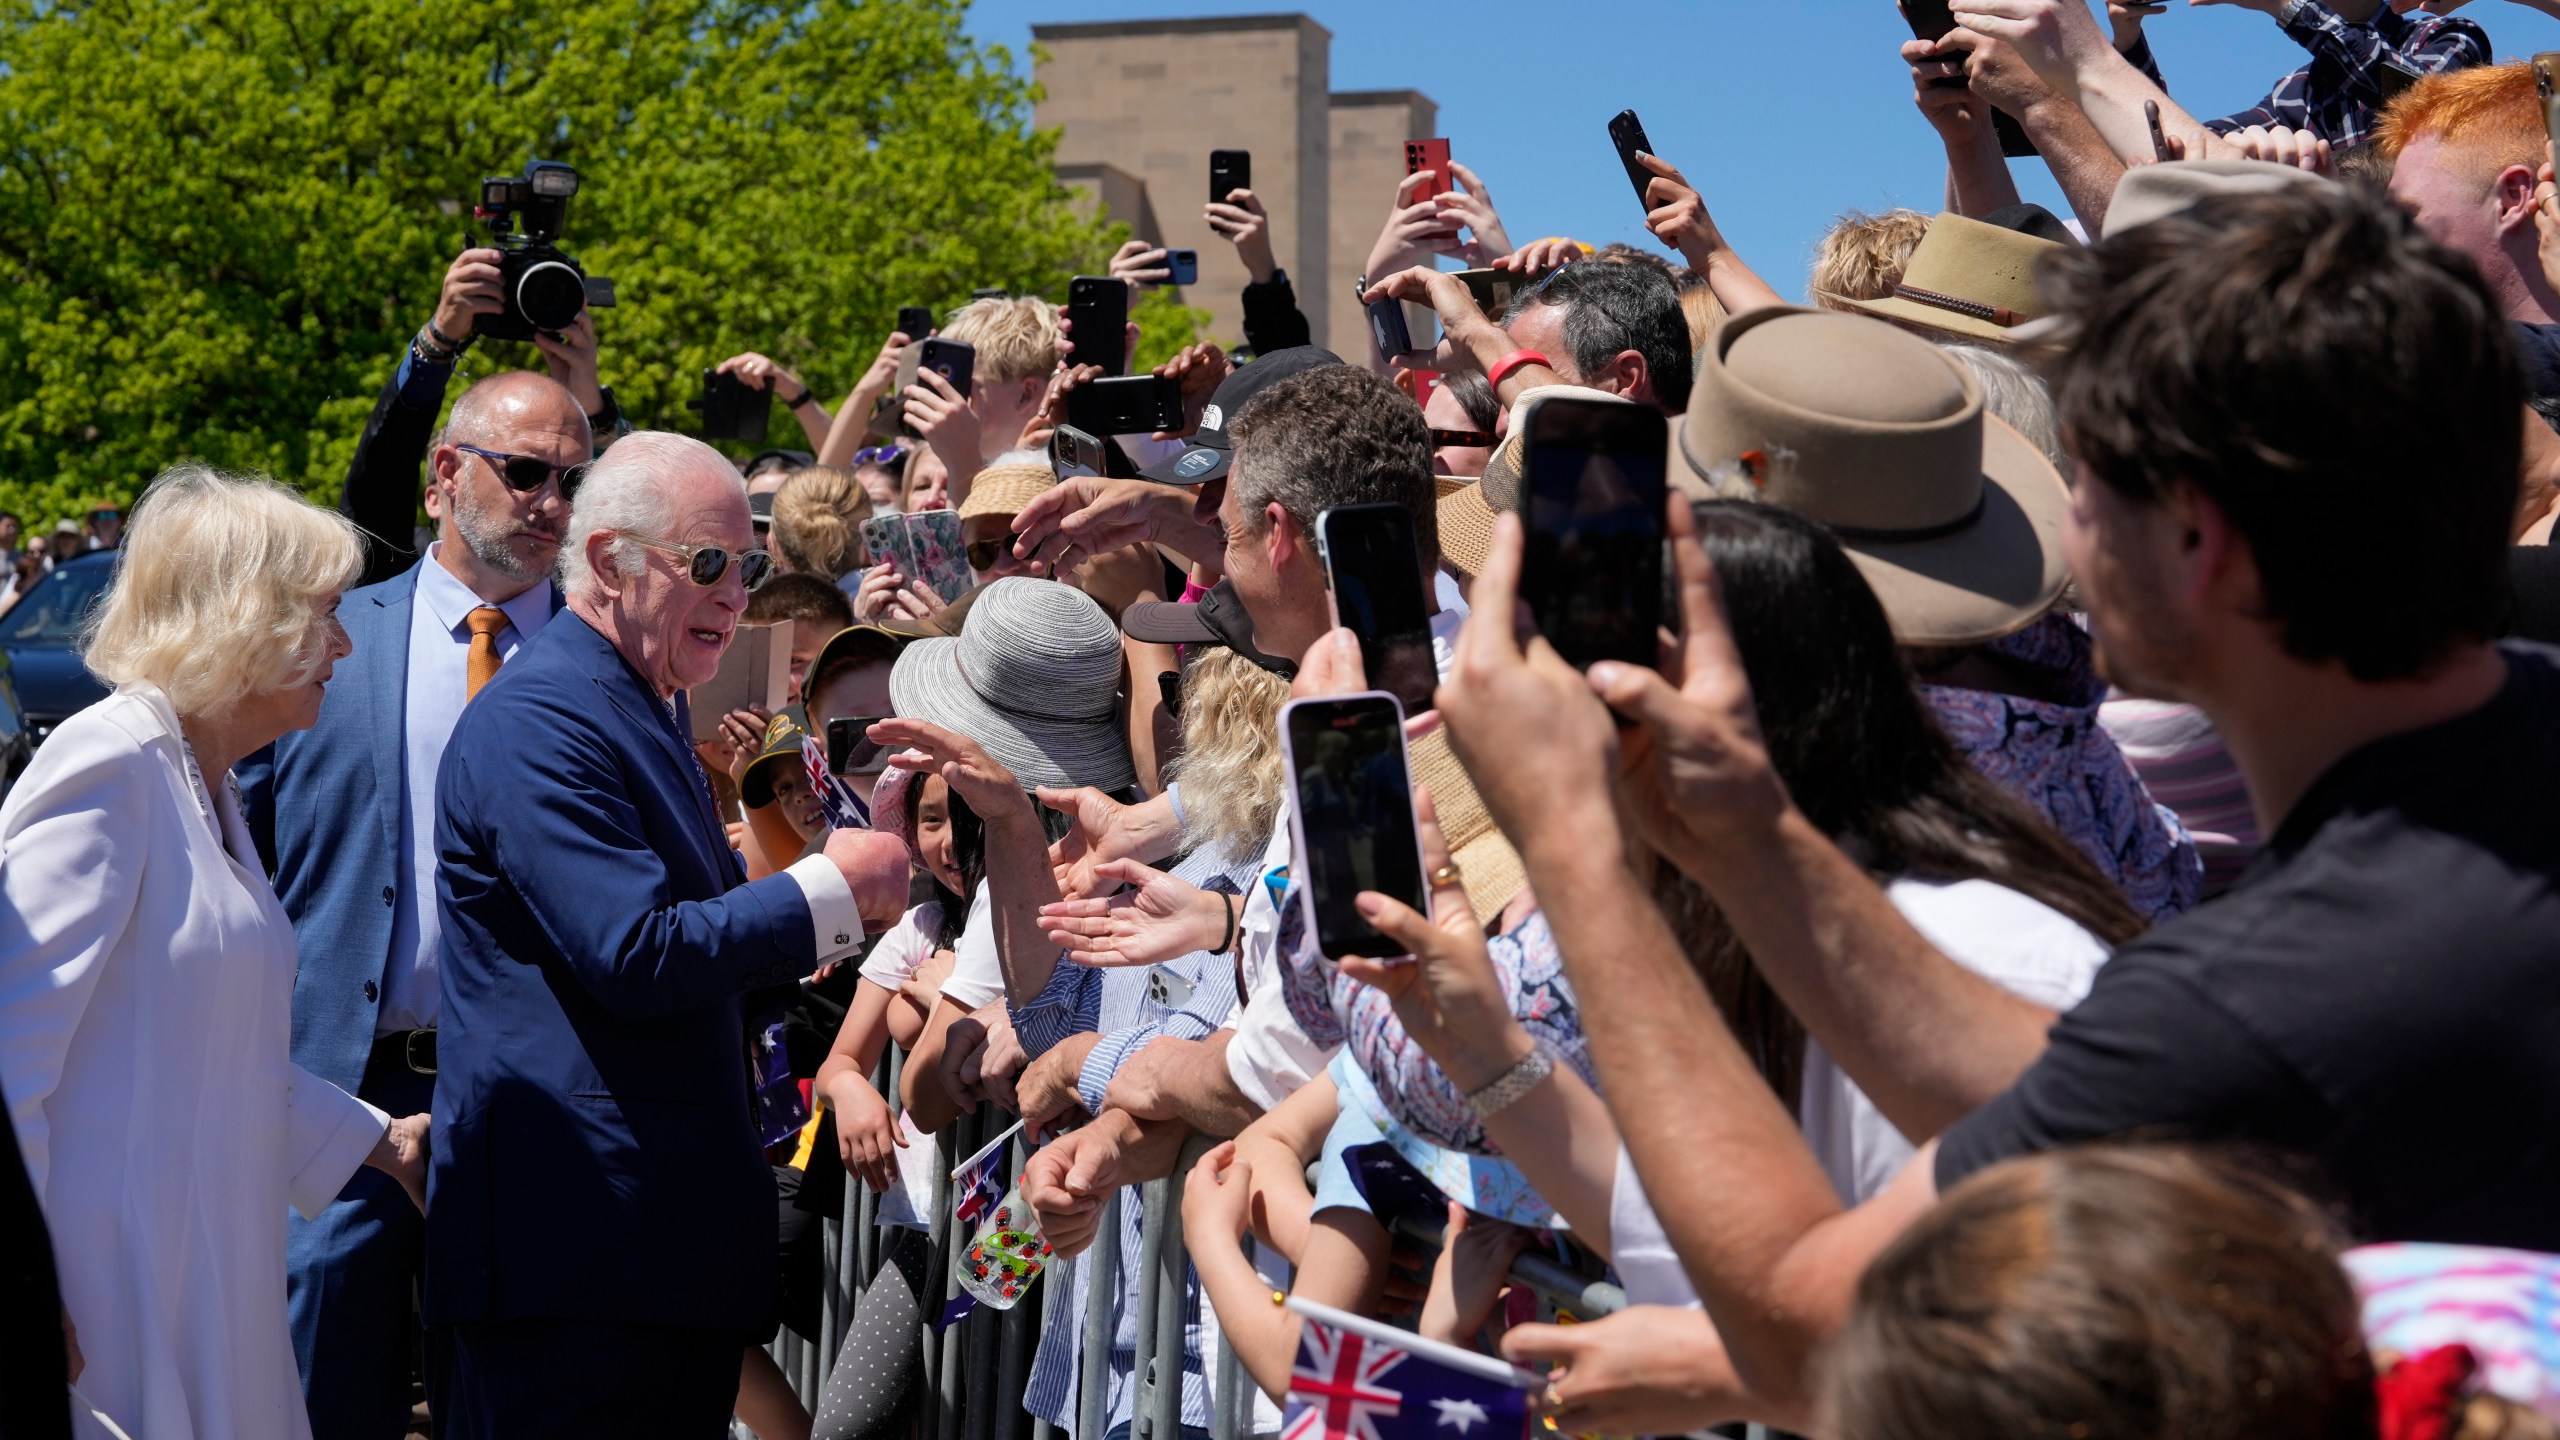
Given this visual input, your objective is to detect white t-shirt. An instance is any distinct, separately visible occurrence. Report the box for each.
[855,902,948,1231]
[1609,876,2109,1307]
[937,885,1005,1012]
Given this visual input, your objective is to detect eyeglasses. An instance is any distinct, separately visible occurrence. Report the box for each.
[1429,429,1494,450]
[622,534,775,590]
[966,532,1017,572]
[851,445,908,468]
[455,444,590,501]
[88,509,119,523]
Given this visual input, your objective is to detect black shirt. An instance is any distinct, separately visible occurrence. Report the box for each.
[1938,644,2560,1248]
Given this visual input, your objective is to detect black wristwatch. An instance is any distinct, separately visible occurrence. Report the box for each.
[778,380,813,407]
[588,385,629,441]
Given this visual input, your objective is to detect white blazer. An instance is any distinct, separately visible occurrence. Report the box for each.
[0,685,386,1440]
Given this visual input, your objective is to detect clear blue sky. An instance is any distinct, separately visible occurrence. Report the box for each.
[961,0,2560,299]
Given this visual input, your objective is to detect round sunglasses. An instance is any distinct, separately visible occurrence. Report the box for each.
[455,444,590,501]
[622,534,775,591]
[965,532,1017,572]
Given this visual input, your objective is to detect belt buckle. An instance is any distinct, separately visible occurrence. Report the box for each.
[403,1029,437,1075]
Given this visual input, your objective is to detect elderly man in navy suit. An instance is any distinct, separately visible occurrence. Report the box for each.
[238,368,589,1440]
[427,431,910,1437]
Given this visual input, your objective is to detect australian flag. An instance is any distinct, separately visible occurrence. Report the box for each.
[800,735,870,832]
[952,1141,1006,1229]
[1282,1298,1533,1440]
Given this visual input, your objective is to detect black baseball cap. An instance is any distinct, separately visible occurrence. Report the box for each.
[1119,579,1297,677]
[1138,346,1345,486]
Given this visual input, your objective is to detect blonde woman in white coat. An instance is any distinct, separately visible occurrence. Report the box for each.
[0,466,430,1440]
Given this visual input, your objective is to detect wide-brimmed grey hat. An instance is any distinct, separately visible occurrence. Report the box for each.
[889,576,1136,793]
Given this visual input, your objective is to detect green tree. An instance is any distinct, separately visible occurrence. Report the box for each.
[0,0,1122,526]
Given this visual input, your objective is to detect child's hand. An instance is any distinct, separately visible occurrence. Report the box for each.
[1419,1202,1535,1346]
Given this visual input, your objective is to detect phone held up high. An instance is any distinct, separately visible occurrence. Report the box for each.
[1520,394,1668,671]
[897,305,934,341]
[692,369,772,443]
[1165,248,1200,286]
[1280,692,1430,962]
[1319,504,1438,718]
[1404,137,1452,201]
[1066,374,1184,438]
[918,337,974,400]
[1360,274,1416,359]
[1896,0,2038,157]
[1064,275,1128,377]
[1210,149,1252,205]
[1606,109,1657,208]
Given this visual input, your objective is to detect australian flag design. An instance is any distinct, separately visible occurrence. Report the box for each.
[1283,1301,1531,1440]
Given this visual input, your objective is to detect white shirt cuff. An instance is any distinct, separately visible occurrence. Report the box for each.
[786,853,867,964]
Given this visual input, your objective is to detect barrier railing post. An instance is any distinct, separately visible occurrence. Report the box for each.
[1211,1336,1243,1440]
[1146,1135,1215,1440]
[1129,1177,1173,1440]
[1076,1191,1123,1440]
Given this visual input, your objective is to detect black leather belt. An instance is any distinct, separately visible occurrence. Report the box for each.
[372,1028,437,1075]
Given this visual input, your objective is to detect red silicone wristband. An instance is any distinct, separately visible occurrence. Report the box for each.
[1485,349,1551,391]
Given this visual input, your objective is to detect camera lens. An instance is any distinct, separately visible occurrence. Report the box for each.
[516,259,587,331]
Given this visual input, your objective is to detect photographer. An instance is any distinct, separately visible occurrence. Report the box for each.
[340,246,622,588]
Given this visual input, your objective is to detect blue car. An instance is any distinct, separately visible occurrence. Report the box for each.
[1,548,115,758]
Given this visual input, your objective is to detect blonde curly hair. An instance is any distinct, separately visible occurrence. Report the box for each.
[1812,209,1932,311]
[1163,645,1290,858]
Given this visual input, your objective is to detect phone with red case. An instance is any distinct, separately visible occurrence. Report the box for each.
[1404,138,1452,202]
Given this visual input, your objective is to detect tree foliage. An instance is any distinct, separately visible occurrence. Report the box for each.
[0,0,1130,522]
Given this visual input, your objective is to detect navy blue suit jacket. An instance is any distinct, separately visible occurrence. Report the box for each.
[424,610,819,1332]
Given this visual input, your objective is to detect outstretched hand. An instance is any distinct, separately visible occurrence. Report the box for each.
[867,717,1030,828]
[368,1112,433,1214]
[1040,858,1231,968]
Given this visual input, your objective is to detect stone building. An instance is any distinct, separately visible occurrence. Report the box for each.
[1031,14,1437,355]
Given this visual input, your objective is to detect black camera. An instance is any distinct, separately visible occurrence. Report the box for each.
[474,160,616,342]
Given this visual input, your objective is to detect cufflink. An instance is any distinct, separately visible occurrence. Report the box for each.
[835,933,851,946]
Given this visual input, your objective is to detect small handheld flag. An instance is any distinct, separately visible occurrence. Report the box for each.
[802,736,871,832]
[1282,1297,1536,1440]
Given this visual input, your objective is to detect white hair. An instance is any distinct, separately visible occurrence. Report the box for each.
[84,465,362,716]
[559,431,740,598]
[1943,344,2068,472]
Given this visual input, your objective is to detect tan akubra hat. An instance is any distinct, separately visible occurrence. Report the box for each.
[1671,307,2069,646]
[1837,211,2065,346]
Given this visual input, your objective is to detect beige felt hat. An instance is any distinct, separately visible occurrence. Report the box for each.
[2103,158,2335,239]
[955,461,1056,522]
[1839,211,2066,346]
[1406,724,1526,929]
[1435,384,1637,578]
[1670,307,2069,646]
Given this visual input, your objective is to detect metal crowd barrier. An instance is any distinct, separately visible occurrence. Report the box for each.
[749,1055,1655,1440]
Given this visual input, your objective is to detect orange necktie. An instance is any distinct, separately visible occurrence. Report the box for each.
[464,606,508,703]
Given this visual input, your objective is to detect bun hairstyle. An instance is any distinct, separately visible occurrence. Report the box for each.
[770,465,874,579]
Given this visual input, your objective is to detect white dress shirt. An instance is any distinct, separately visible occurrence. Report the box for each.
[384,549,557,1034]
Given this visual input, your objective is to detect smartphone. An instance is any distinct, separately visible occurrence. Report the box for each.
[1166,248,1199,286]
[1066,374,1183,436]
[1052,423,1105,480]
[1455,267,1526,317]
[1361,275,1416,358]
[868,340,926,440]
[1899,0,1956,41]
[860,513,915,578]
[1896,2,2040,156]
[2534,53,2560,168]
[1210,148,1252,204]
[1404,137,1452,201]
[1319,504,1438,717]
[1064,275,1128,377]
[1606,109,1657,208]
[826,716,890,776]
[897,305,934,340]
[918,337,974,399]
[1520,394,1668,670]
[2144,99,2170,163]
[1280,693,1428,962]
[693,369,772,443]
[902,509,975,603]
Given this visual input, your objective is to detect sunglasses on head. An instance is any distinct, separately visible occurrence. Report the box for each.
[622,534,775,590]
[89,509,119,522]
[1430,429,1494,450]
[966,532,1017,572]
[455,444,590,502]
[851,445,908,468]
